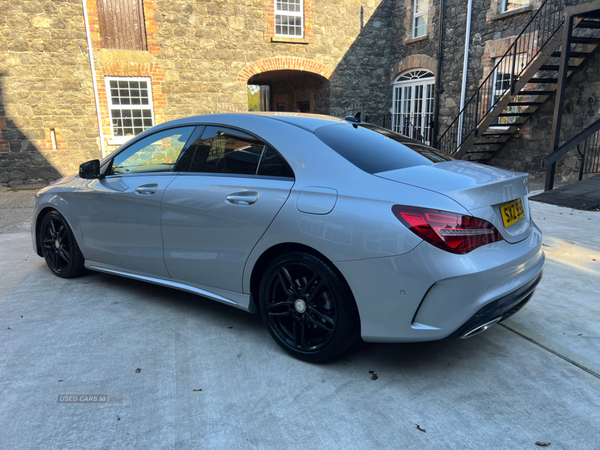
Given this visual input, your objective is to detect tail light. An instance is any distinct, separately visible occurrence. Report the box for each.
[392,205,503,254]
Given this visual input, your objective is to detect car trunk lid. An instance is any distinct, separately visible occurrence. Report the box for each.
[376,160,532,244]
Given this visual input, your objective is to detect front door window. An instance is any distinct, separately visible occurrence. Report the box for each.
[109,127,195,175]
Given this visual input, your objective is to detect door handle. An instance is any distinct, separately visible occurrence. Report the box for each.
[135,184,159,195]
[225,191,258,205]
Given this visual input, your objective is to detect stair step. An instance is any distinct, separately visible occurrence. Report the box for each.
[570,36,600,44]
[519,90,554,95]
[551,51,592,58]
[539,64,578,71]
[579,10,600,19]
[508,101,544,106]
[482,132,515,136]
[498,112,533,117]
[528,77,558,84]
[576,20,600,29]
[473,142,502,145]
[466,151,496,154]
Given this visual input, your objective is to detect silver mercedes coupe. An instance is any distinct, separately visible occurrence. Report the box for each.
[32,113,544,362]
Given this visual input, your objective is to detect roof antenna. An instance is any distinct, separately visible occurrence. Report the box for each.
[344,111,362,127]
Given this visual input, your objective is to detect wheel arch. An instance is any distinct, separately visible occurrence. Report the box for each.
[248,242,357,317]
[34,207,57,256]
[34,206,83,258]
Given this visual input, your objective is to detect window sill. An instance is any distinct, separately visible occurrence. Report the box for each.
[404,35,428,45]
[107,136,134,147]
[271,36,310,45]
[489,5,534,21]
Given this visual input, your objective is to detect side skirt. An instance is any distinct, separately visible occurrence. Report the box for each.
[84,261,255,312]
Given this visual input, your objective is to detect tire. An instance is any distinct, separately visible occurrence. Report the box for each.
[258,251,359,363]
[40,211,86,278]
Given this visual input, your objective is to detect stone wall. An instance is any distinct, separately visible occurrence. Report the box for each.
[489,50,600,185]
[0,0,99,187]
[3,0,596,186]
[399,0,600,183]
[0,0,395,186]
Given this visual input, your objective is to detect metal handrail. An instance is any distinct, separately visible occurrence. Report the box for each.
[392,115,427,142]
[542,117,600,168]
[437,0,574,156]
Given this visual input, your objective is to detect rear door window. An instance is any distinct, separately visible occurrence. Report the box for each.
[258,146,294,178]
[181,126,294,178]
[184,127,263,176]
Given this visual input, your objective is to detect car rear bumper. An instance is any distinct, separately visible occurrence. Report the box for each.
[336,222,544,343]
[444,271,542,340]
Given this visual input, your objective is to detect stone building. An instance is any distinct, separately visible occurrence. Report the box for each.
[0,0,599,186]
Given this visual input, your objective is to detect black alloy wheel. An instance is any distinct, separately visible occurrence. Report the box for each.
[40,211,85,278]
[259,252,359,362]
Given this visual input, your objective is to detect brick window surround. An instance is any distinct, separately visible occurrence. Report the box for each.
[487,0,540,21]
[264,0,314,43]
[404,0,435,44]
[390,54,438,82]
[481,37,518,83]
[0,117,11,153]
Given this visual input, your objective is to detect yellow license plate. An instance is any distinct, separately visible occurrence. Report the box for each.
[501,198,525,228]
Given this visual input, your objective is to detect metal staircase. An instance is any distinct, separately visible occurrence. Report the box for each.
[437,0,600,162]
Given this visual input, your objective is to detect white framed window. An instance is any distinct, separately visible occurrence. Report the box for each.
[502,0,530,12]
[275,0,303,38]
[490,55,526,127]
[413,0,428,38]
[392,70,435,145]
[105,77,154,137]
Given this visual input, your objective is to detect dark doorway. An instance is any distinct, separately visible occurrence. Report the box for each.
[247,70,329,114]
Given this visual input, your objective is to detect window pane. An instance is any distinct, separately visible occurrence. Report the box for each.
[414,16,427,37]
[258,146,294,178]
[315,124,451,175]
[108,78,153,137]
[415,0,428,14]
[111,127,195,175]
[504,0,529,11]
[274,0,303,37]
[187,127,263,175]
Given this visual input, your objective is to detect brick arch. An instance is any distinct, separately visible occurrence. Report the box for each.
[237,57,335,82]
[390,55,438,82]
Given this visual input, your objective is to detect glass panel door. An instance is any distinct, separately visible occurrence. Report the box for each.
[392,71,435,145]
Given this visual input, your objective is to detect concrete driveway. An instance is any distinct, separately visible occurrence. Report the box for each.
[0,188,599,449]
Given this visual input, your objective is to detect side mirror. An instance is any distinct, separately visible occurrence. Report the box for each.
[79,159,101,179]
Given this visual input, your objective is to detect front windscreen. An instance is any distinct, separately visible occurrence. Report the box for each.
[314,123,453,174]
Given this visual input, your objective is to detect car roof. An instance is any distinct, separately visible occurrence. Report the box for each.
[157,112,348,133]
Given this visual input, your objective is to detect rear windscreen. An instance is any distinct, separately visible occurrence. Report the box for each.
[314,123,453,174]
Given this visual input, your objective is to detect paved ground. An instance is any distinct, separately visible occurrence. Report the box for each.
[0,188,36,234]
[0,188,599,449]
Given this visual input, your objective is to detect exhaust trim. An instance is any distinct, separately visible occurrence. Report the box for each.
[460,317,502,339]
